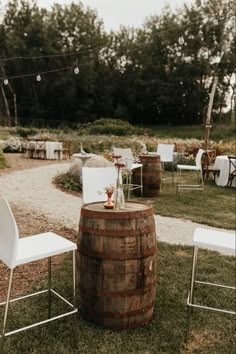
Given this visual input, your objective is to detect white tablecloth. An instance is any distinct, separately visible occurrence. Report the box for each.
[214,155,236,187]
[45,142,63,160]
[26,141,63,160]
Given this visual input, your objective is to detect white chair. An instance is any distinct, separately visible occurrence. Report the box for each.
[113,147,143,199]
[0,198,77,352]
[82,166,117,204]
[176,148,205,197]
[157,143,175,185]
[185,227,236,344]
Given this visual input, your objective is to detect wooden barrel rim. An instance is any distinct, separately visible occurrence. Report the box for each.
[139,154,160,160]
[79,279,156,297]
[81,201,153,219]
[78,245,156,260]
[79,223,155,237]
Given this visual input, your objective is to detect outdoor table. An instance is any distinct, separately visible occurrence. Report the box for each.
[133,154,161,197]
[214,155,236,187]
[77,201,157,329]
[25,140,63,160]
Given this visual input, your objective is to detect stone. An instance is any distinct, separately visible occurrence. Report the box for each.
[70,154,113,176]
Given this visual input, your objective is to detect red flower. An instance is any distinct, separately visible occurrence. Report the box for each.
[112,154,122,159]
[115,162,125,168]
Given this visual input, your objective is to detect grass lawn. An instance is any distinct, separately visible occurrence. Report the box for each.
[1,241,235,354]
[131,172,236,230]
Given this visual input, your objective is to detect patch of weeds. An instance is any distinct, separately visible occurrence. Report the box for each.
[54,172,82,194]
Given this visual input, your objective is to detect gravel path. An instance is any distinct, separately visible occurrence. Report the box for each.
[0,163,234,256]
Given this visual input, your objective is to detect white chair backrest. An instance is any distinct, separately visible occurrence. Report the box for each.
[113,147,134,168]
[0,198,19,269]
[157,144,174,162]
[82,167,117,204]
[195,149,205,169]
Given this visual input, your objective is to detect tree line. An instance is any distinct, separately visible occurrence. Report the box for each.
[0,0,235,127]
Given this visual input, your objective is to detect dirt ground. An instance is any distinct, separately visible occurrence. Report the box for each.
[0,152,69,175]
[0,153,77,303]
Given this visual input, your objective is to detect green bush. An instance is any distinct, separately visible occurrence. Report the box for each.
[79,118,146,136]
[2,137,22,153]
[0,149,8,169]
[54,172,82,192]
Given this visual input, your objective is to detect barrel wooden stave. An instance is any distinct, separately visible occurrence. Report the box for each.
[133,155,161,197]
[77,202,157,329]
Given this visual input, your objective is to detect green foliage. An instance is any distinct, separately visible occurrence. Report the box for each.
[0,149,8,168]
[0,0,234,127]
[54,172,82,193]
[79,118,145,136]
[14,127,38,138]
[2,137,21,152]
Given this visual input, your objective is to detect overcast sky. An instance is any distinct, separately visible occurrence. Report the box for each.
[1,0,194,31]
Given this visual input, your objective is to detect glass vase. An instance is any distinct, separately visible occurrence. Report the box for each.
[103,192,114,209]
[114,170,125,210]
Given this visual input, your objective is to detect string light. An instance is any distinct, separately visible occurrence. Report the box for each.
[73,66,79,75]
[0,14,233,83]
[0,66,73,81]
[36,73,41,82]
[178,35,185,45]
[0,14,232,63]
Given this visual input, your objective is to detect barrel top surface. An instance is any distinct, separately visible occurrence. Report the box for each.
[140,154,160,158]
[82,201,152,214]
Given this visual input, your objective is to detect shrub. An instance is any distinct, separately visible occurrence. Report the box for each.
[0,149,8,169]
[54,172,82,193]
[79,118,145,136]
[2,137,22,153]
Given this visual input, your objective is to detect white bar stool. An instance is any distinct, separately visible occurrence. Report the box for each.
[0,198,78,352]
[185,227,236,344]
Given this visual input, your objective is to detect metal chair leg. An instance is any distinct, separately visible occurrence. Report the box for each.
[140,166,143,197]
[0,269,14,353]
[72,250,77,348]
[48,257,52,318]
[185,246,199,344]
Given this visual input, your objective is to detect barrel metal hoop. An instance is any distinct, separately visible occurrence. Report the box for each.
[79,223,155,237]
[82,300,155,319]
[79,279,156,297]
[78,245,156,260]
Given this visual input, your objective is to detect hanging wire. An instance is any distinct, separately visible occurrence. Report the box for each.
[0,14,233,63]
[0,14,234,82]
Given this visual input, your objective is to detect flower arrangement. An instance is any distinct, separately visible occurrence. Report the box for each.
[104,184,115,194]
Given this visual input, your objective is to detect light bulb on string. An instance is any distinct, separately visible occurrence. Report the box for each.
[3,78,8,85]
[74,66,79,75]
[36,73,41,82]
[178,35,185,46]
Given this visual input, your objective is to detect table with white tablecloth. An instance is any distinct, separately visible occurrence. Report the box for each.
[25,141,63,160]
[214,155,236,187]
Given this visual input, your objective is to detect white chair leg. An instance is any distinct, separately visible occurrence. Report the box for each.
[186,246,199,344]
[0,269,14,353]
[72,250,77,347]
[140,166,143,197]
[48,257,52,318]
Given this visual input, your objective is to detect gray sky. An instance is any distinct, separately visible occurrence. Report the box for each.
[1,0,194,31]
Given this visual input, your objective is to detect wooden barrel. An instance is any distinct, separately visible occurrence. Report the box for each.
[133,155,161,197]
[77,201,157,330]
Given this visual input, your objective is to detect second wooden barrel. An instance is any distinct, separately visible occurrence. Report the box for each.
[77,201,157,330]
[133,154,161,197]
